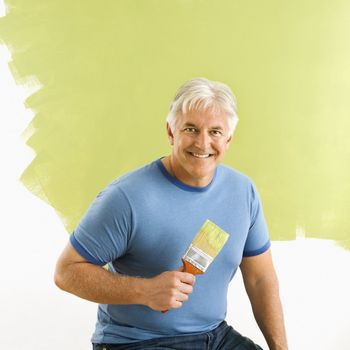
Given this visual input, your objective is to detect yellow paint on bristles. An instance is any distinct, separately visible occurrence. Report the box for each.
[192,220,229,258]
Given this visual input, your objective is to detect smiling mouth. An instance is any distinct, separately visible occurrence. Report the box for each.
[188,152,214,158]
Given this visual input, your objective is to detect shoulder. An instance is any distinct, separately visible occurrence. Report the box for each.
[114,161,157,184]
[98,160,162,199]
[216,163,254,189]
[215,165,259,205]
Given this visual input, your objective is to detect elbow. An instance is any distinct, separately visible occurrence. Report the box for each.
[54,270,63,290]
[54,264,69,291]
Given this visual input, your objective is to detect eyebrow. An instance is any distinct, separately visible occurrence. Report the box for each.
[182,123,224,130]
[182,123,197,128]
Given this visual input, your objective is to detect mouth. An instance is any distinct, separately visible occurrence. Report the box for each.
[187,152,214,159]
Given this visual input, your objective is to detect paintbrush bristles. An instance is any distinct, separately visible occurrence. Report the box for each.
[192,220,229,259]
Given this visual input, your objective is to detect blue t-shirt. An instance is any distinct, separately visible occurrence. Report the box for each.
[70,158,271,344]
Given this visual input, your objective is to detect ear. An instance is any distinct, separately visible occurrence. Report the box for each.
[225,134,233,149]
[166,122,174,145]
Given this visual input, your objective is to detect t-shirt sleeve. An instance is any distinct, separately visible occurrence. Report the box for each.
[70,184,132,265]
[243,181,271,257]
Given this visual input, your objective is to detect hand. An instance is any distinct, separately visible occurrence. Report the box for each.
[144,267,196,312]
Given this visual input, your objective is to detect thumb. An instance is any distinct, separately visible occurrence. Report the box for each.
[176,265,184,272]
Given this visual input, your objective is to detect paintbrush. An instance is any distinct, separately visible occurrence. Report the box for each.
[181,219,230,275]
[162,220,229,312]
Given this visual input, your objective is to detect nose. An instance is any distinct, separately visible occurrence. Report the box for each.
[194,130,211,151]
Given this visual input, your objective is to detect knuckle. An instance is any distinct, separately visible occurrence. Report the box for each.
[170,280,178,288]
[174,272,181,280]
[170,290,177,297]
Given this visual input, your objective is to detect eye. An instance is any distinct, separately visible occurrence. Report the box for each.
[210,130,223,136]
[184,127,197,133]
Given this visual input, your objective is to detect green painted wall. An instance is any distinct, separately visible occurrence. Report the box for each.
[0,0,349,249]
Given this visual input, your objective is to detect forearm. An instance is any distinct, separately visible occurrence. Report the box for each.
[55,262,147,305]
[54,242,196,311]
[245,275,288,350]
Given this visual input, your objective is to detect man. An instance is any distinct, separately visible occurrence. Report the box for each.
[55,78,288,349]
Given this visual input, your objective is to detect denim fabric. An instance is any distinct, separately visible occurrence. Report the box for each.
[92,321,264,350]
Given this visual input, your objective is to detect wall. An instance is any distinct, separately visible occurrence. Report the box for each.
[1,1,349,348]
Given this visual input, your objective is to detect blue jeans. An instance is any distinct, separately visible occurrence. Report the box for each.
[92,321,264,349]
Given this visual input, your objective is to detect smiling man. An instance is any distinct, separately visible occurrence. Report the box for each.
[163,107,232,187]
[55,78,288,350]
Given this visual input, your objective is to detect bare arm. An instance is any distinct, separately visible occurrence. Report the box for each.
[240,249,288,350]
[54,242,195,311]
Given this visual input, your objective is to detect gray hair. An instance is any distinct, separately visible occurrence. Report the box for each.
[166,77,239,136]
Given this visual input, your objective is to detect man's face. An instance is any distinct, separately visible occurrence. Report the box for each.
[167,108,232,187]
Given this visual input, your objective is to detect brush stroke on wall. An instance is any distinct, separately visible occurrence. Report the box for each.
[0,0,349,249]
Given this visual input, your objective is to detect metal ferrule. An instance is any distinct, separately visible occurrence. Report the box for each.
[183,244,213,272]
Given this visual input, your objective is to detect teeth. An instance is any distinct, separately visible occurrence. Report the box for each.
[191,152,210,158]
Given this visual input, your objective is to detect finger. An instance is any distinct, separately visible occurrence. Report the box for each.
[179,272,196,285]
[175,291,189,303]
[176,266,184,272]
[161,293,187,313]
[179,282,193,295]
[172,300,183,309]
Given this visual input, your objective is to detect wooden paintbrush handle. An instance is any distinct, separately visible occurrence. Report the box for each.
[182,258,204,275]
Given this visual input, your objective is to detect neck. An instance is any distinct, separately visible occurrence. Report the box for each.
[161,155,213,187]
[162,156,174,177]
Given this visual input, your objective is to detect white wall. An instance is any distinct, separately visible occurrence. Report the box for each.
[1,42,349,350]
